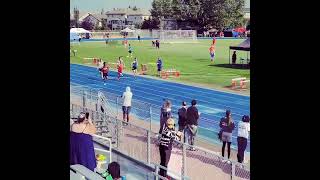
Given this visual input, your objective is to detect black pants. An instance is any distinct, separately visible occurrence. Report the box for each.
[237,137,247,163]
[159,145,172,177]
[222,141,231,158]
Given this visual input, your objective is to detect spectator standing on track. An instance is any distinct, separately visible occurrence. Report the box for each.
[237,115,250,163]
[70,112,97,171]
[138,35,141,42]
[158,118,182,179]
[186,99,200,151]
[178,101,188,142]
[219,109,235,160]
[159,100,172,134]
[121,86,133,126]
[157,58,163,77]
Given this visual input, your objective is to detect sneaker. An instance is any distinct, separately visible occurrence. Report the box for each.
[221,159,227,163]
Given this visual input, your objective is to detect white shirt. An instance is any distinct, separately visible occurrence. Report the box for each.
[122,91,133,107]
[98,61,103,68]
[237,121,250,139]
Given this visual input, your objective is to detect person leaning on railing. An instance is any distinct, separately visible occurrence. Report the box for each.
[178,101,188,142]
[70,112,97,171]
[186,99,200,151]
[219,110,235,161]
[158,118,182,179]
[237,115,250,163]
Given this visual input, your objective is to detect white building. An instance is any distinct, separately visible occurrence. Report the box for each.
[105,8,151,30]
[79,13,107,28]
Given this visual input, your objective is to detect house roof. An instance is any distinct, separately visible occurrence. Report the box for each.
[106,8,150,16]
[91,13,108,20]
[70,11,91,20]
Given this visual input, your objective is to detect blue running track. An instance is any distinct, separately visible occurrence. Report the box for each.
[71,64,250,151]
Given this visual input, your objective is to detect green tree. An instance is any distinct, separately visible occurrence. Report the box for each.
[141,19,159,29]
[150,0,245,29]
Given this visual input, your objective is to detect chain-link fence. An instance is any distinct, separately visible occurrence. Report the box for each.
[70,101,250,180]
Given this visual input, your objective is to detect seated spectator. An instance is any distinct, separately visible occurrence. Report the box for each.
[101,161,122,180]
[70,112,97,171]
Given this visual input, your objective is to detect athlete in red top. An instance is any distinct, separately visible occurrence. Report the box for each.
[212,37,216,46]
[209,44,216,63]
[101,62,109,84]
[117,63,124,80]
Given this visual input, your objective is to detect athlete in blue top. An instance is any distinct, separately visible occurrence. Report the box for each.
[127,44,133,58]
[132,57,138,77]
[157,58,163,77]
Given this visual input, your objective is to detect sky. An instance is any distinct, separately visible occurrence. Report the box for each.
[70,0,153,12]
[70,0,250,13]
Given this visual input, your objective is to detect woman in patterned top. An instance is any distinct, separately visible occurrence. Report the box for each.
[158,118,182,179]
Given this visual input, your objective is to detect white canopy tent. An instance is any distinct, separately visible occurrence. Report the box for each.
[70,28,91,34]
[120,27,135,33]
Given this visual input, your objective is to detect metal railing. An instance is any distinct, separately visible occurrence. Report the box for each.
[70,103,250,180]
[92,134,112,164]
[70,84,251,152]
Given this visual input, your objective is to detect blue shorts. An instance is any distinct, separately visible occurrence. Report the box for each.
[210,52,215,58]
[122,106,131,114]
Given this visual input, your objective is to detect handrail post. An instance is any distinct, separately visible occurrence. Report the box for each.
[117,118,120,148]
[155,165,159,180]
[231,162,235,180]
[116,96,119,119]
[149,106,152,132]
[109,138,112,163]
[182,142,187,180]
[147,130,151,165]
[82,89,86,111]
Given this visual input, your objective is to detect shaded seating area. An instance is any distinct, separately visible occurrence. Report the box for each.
[229,38,250,67]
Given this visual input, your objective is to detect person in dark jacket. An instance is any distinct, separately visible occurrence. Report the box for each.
[178,101,188,132]
[219,110,235,159]
[159,100,172,134]
[186,99,200,150]
[178,101,188,142]
[159,118,182,178]
[232,51,237,64]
